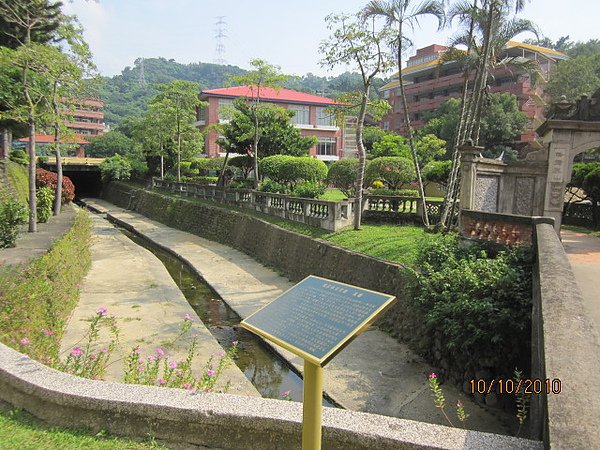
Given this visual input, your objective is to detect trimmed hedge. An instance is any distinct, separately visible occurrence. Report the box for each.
[260,155,328,186]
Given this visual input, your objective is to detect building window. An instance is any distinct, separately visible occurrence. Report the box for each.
[218,99,234,121]
[289,105,310,125]
[316,107,334,127]
[197,106,206,122]
[317,137,336,156]
[383,121,390,130]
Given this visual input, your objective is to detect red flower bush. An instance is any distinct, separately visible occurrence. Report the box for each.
[36,168,75,203]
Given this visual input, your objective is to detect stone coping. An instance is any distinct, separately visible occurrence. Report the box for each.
[0,342,542,450]
[534,223,600,448]
[461,209,555,226]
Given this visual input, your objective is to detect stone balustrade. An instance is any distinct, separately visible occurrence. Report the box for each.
[152,178,354,231]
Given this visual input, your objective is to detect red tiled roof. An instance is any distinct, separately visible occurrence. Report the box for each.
[202,86,341,105]
[19,134,90,145]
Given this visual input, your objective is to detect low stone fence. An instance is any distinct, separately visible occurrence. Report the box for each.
[460,209,554,246]
[364,195,443,224]
[531,222,600,447]
[152,178,354,231]
[0,341,542,449]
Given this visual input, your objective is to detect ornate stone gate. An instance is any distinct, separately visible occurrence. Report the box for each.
[460,90,600,233]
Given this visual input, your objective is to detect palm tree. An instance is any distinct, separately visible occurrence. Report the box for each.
[362,0,445,227]
[439,0,537,229]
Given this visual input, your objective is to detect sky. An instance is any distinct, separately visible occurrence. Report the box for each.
[63,0,599,79]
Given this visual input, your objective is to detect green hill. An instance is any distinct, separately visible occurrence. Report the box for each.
[96,58,387,126]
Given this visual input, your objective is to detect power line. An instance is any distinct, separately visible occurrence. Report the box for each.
[214,16,227,65]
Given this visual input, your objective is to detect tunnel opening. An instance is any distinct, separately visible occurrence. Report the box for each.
[64,170,103,199]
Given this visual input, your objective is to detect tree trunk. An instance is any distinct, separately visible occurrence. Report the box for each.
[397,22,430,227]
[353,90,370,230]
[53,129,62,215]
[28,120,37,232]
[252,108,259,189]
[160,153,164,180]
[177,133,181,182]
[0,128,8,160]
[218,149,231,188]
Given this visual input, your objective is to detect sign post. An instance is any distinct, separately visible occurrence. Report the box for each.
[241,275,395,450]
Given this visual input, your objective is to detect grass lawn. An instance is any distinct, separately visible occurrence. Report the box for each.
[562,224,600,237]
[323,224,432,267]
[0,407,166,449]
[320,188,348,202]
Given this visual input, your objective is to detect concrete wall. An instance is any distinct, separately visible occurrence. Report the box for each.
[0,342,542,449]
[532,223,600,448]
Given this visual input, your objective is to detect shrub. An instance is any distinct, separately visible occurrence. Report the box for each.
[259,179,289,194]
[229,155,253,179]
[36,187,54,223]
[100,154,132,182]
[179,161,200,176]
[191,157,226,175]
[9,149,28,166]
[371,188,419,197]
[0,199,27,248]
[260,155,328,187]
[371,180,384,189]
[327,159,360,197]
[229,179,255,190]
[365,157,415,190]
[414,235,533,376]
[292,181,326,199]
[423,160,452,191]
[36,168,75,204]
[129,160,149,179]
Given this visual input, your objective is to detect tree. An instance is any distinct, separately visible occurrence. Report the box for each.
[151,80,205,182]
[320,12,392,229]
[327,158,361,197]
[87,131,134,158]
[546,54,600,103]
[423,160,452,191]
[217,99,316,160]
[422,93,527,156]
[365,156,415,190]
[568,162,600,228]
[228,59,288,189]
[0,0,62,48]
[133,103,172,179]
[370,133,410,158]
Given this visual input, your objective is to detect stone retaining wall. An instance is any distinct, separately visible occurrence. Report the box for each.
[0,342,542,449]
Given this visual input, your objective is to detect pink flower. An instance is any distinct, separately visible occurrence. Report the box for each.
[206,369,215,377]
[158,379,166,385]
[155,348,165,357]
[99,348,108,354]
[41,329,55,336]
[168,361,177,369]
[97,307,107,315]
[137,358,145,364]
[89,353,96,360]
[138,366,144,372]
[184,313,192,321]
[20,338,30,345]
[133,348,142,354]
[147,355,156,361]
[429,373,437,379]
[70,347,83,357]
[232,340,239,345]
[183,383,192,390]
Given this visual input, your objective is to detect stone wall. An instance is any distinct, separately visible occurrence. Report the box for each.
[0,342,541,450]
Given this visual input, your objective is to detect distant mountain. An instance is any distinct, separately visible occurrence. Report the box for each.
[95,57,387,126]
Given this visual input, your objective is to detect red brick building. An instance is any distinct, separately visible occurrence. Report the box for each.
[64,98,106,137]
[197,86,344,161]
[380,41,568,148]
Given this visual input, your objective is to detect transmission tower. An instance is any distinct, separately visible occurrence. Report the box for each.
[136,57,147,87]
[214,16,227,65]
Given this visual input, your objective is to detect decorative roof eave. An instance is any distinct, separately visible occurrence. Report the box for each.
[200,92,341,107]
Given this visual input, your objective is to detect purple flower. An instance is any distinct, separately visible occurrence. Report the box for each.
[70,347,83,357]
[429,373,437,379]
[20,338,29,345]
[206,369,215,377]
[41,329,55,336]
[158,378,166,385]
[168,361,177,369]
[147,355,156,361]
[155,348,165,357]
[97,307,108,315]
[184,313,192,321]
[137,358,145,364]
[133,348,142,354]
[281,390,291,398]
[138,366,144,372]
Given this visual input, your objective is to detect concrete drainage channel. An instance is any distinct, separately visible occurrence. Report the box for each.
[82,204,336,407]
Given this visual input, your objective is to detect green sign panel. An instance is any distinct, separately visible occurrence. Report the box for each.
[240,275,395,367]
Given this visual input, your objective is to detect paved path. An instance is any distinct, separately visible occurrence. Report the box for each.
[83,198,513,435]
[561,229,600,334]
[60,210,259,397]
[0,204,76,266]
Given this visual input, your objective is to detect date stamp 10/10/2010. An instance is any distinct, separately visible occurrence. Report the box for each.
[470,378,562,395]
